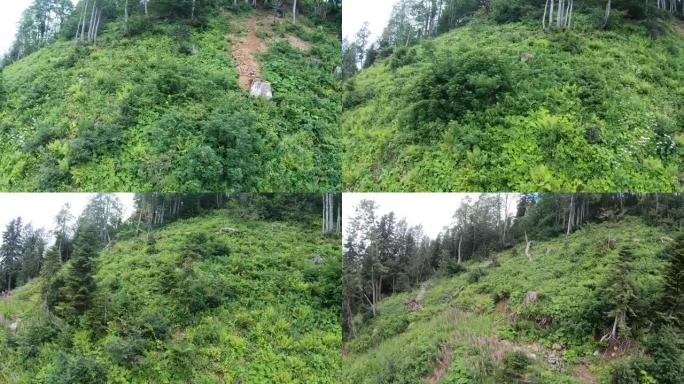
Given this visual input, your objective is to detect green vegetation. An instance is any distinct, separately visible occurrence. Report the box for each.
[343,193,684,383]
[343,4,684,191]
[344,219,683,383]
[0,0,341,191]
[0,194,341,383]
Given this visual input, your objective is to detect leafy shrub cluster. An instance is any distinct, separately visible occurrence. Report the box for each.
[0,11,341,191]
[343,220,682,383]
[343,17,684,191]
[0,210,342,383]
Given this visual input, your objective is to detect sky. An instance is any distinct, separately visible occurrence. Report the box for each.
[0,193,135,245]
[0,0,77,56]
[343,193,520,239]
[343,0,397,44]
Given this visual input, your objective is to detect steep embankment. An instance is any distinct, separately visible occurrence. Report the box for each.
[343,219,678,383]
[343,17,684,192]
[0,211,341,383]
[0,11,341,191]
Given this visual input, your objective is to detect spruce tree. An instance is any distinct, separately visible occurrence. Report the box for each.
[41,246,62,305]
[1,218,24,292]
[664,232,684,325]
[55,223,98,321]
[601,247,636,342]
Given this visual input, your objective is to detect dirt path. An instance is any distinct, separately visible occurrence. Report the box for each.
[575,363,597,384]
[230,15,267,91]
[405,281,429,310]
[426,341,453,384]
[229,13,312,92]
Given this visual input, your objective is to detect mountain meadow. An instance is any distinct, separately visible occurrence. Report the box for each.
[343,193,684,383]
[342,0,684,192]
[0,0,341,192]
[0,193,342,383]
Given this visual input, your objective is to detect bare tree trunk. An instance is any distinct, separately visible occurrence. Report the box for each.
[292,0,298,23]
[525,231,533,262]
[566,194,575,236]
[124,0,129,32]
[93,7,102,45]
[604,0,611,28]
[77,0,89,41]
[191,0,197,21]
[457,235,462,264]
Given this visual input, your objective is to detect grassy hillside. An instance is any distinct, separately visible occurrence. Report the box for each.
[343,15,684,191]
[343,218,682,383]
[0,10,341,191]
[0,210,341,383]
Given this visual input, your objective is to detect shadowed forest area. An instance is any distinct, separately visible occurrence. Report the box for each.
[343,193,684,383]
[0,0,341,192]
[0,193,342,383]
[342,0,684,191]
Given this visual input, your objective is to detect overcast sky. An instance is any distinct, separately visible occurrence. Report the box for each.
[0,193,134,245]
[343,0,397,44]
[0,0,77,56]
[343,193,520,239]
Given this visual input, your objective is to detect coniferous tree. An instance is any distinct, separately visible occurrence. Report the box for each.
[601,248,636,342]
[41,246,62,301]
[663,232,684,325]
[1,218,24,292]
[18,226,47,285]
[55,223,98,321]
[54,203,74,262]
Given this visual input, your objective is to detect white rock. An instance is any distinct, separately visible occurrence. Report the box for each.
[250,80,273,100]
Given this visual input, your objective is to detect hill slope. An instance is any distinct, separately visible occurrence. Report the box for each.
[0,210,341,383]
[342,218,682,383]
[343,16,684,192]
[0,10,341,191]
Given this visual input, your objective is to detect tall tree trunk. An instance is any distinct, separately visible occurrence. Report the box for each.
[94,7,102,45]
[457,236,462,264]
[192,0,197,21]
[604,0,611,28]
[124,0,129,32]
[292,0,298,23]
[525,232,533,262]
[566,194,575,236]
[80,0,90,42]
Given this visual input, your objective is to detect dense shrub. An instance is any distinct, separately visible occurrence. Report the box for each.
[467,267,486,283]
[44,353,108,384]
[642,328,684,384]
[405,50,512,129]
[104,336,145,367]
[496,351,534,383]
[68,120,125,164]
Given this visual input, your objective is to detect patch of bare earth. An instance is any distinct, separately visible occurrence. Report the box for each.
[426,341,453,384]
[494,297,509,315]
[230,15,267,91]
[575,363,597,384]
[287,34,311,51]
[675,20,684,37]
[229,13,313,91]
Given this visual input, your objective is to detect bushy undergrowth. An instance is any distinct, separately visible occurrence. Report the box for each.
[0,12,341,191]
[343,16,684,191]
[0,210,341,383]
[343,219,682,383]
